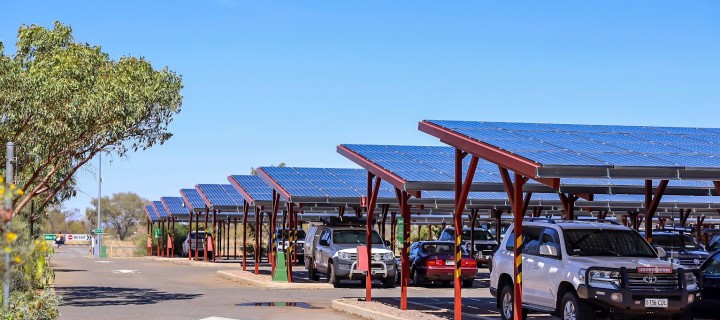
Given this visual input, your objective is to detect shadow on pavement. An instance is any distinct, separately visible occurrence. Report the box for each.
[54,269,88,273]
[55,286,202,307]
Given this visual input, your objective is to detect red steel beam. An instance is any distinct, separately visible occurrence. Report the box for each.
[338,145,407,190]
[256,167,293,201]
[420,121,560,189]
[644,180,669,244]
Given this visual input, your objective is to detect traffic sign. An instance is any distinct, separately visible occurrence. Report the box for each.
[44,234,56,241]
[153,228,161,239]
[93,229,105,234]
[396,217,404,248]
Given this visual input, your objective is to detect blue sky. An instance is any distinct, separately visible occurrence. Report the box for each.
[1,1,719,216]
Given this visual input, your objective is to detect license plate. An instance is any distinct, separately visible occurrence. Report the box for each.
[445,260,454,266]
[644,298,668,308]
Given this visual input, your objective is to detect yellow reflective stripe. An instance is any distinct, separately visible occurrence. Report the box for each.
[516,273,522,284]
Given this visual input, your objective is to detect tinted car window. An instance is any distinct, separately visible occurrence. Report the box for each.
[423,243,454,255]
[443,229,496,241]
[333,230,383,244]
[704,255,720,275]
[565,229,656,257]
[540,228,561,257]
[523,227,543,255]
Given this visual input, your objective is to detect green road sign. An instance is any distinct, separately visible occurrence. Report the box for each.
[153,228,161,238]
[396,217,404,248]
[93,229,105,234]
[44,234,56,241]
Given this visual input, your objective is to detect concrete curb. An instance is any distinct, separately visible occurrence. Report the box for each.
[217,270,334,289]
[147,257,237,268]
[331,298,406,320]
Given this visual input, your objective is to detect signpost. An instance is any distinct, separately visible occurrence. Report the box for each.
[396,217,405,248]
[93,229,105,235]
[153,228,161,239]
[44,234,55,241]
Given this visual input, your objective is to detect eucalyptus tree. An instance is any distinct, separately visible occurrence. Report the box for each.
[0,22,183,216]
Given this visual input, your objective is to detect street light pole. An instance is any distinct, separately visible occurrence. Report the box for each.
[4,142,14,307]
[95,153,102,258]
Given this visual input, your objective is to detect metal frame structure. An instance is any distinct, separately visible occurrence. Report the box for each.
[419,120,720,320]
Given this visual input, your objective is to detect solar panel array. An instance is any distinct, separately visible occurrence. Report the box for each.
[180,188,206,210]
[196,184,244,208]
[153,201,169,218]
[144,205,158,221]
[260,167,396,199]
[161,196,188,215]
[427,120,720,169]
[343,144,716,189]
[228,175,275,202]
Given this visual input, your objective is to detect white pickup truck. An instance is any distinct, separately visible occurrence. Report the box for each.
[490,219,699,320]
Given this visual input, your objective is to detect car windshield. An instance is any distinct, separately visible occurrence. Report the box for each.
[447,229,495,241]
[422,243,467,255]
[651,234,701,250]
[276,229,307,240]
[333,230,383,244]
[564,229,657,257]
[190,232,206,239]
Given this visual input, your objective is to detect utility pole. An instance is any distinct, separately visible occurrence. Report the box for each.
[4,142,14,307]
[95,153,102,258]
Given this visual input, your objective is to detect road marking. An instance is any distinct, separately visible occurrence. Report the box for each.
[112,270,139,274]
[199,317,238,320]
[95,261,112,263]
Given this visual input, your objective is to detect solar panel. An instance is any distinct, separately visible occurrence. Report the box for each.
[153,201,168,218]
[259,166,397,199]
[427,120,720,169]
[180,188,207,210]
[196,184,244,208]
[144,205,158,221]
[229,175,275,202]
[161,197,188,215]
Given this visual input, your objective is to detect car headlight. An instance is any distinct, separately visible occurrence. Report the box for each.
[587,269,621,289]
[383,252,394,260]
[685,272,697,285]
[578,268,587,282]
[338,252,351,260]
[670,258,681,265]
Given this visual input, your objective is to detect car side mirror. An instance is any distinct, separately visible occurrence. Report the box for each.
[319,239,329,247]
[656,247,667,258]
[384,240,391,247]
[539,244,559,257]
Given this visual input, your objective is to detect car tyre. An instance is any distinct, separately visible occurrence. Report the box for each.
[462,278,474,288]
[382,276,396,288]
[560,291,593,320]
[500,284,527,320]
[413,270,425,286]
[328,262,340,287]
[308,260,320,281]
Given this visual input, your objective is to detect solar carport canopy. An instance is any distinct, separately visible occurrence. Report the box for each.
[144,205,159,222]
[227,174,280,206]
[196,184,245,212]
[180,188,206,212]
[418,120,720,190]
[339,144,719,196]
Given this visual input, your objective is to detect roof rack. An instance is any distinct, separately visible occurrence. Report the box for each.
[319,216,375,226]
[523,217,556,224]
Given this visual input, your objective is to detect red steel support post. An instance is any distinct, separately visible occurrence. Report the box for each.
[390,212,397,253]
[203,208,209,261]
[644,180,669,244]
[255,206,261,275]
[396,189,411,310]
[286,206,293,283]
[453,149,479,320]
[365,173,382,302]
[234,217,238,260]
[213,210,218,262]
[500,166,530,320]
[195,212,200,261]
[243,202,249,270]
[270,191,280,275]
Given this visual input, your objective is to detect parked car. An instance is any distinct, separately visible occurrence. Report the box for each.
[182,231,207,257]
[491,219,698,320]
[641,230,710,269]
[694,249,720,318]
[438,227,497,266]
[270,227,306,264]
[407,241,477,287]
[304,219,396,288]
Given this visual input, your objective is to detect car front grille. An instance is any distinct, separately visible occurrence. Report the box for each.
[626,272,679,291]
[678,258,703,266]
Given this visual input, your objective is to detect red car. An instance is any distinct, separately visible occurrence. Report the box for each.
[407,241,478,287]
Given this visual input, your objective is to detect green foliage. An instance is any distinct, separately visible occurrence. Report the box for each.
[0,21,183,216]
[0,290,60,320]
[86,192,148,240]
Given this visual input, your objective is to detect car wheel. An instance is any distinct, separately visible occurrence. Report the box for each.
[308,261,320,281]
[382,276,396,288]
[462,278,474,288]
[560,291,593,320]
[328,262,340,287]
[298,256,305,265]
[500,284,528,320]
[412,270,425,286]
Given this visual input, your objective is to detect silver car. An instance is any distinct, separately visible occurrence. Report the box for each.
[182,231,207,257]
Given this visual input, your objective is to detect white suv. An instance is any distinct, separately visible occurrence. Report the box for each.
[490,219,699,320]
